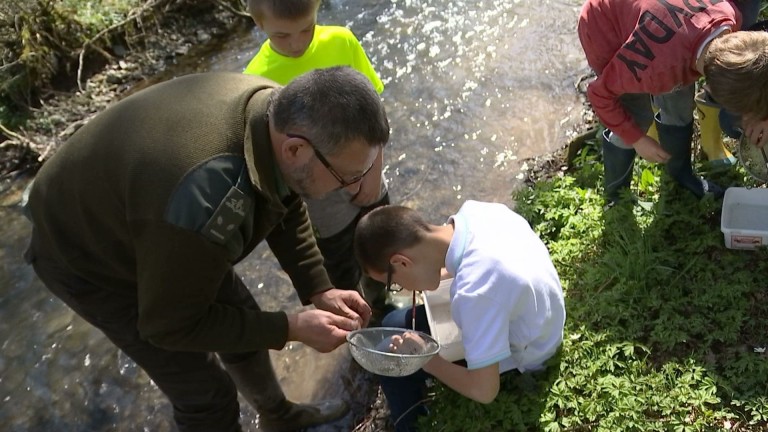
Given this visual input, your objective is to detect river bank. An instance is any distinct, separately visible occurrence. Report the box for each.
[0,0,249,191]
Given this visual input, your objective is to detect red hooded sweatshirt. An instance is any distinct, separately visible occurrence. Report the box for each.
[578,0,742,145]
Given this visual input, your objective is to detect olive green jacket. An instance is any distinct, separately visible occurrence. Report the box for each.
[26,73,331,352]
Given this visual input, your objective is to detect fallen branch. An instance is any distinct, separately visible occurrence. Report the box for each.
[77,0,168,91]
[35,139,56,163]
[0,58,21,73]
[0,122,34,148]
[213,0,251,18]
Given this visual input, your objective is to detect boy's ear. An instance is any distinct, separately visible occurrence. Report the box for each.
[390,253,413,269]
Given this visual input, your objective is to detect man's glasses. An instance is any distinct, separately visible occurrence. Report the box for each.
[287,133,375,188]
[386,263,403,293]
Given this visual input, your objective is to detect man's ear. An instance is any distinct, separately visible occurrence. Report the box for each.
[279,136,312,167]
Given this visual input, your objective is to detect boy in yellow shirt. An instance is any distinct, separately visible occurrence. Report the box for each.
[244,0,390,314]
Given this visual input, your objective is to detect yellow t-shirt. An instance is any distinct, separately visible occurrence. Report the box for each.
[243,25,384,94]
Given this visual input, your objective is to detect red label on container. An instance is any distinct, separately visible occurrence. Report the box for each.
[731,235,763,248]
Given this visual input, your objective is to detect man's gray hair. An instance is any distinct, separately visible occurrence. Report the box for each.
[269,66,390,154]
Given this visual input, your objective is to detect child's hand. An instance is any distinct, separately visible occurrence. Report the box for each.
[633,135,670,163]
[375,331,428,354]
[440,267,452,280]
[743,115,768,148]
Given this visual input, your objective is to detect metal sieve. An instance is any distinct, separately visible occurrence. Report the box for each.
[347,327,440,377]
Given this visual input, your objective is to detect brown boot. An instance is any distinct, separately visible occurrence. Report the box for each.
[222,351,349,432]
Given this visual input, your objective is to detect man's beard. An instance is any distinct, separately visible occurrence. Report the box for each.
[287,163,329,200]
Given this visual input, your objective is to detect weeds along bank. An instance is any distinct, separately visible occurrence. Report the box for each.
[0,0,249,180]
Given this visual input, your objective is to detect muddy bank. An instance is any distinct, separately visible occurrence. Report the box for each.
[0,0,250,195]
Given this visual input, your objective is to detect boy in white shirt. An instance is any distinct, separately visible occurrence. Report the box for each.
[354,200,566,431]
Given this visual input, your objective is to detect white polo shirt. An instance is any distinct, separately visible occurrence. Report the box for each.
[445,201,566,373]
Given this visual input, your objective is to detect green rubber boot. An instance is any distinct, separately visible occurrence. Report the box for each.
[655,114,724,199]
[223,351,349,432]
[602,129,636,205]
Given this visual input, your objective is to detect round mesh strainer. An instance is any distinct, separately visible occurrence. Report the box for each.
[347,327,440,377]
[737,133,768,183]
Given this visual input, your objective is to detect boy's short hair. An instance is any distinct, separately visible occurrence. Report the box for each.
[704,31,768,120]
[269,66,390,154]
[247,0,321,22]
[354,205,432,273]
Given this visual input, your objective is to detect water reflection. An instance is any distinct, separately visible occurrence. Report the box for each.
[1,0,587,429]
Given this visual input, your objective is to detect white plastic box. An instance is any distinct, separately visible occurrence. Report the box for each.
[721,187,768,250]
[422,278,465,362]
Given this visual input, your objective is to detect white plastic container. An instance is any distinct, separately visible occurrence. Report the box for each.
[721,187,768,250]
[422,278,465,362]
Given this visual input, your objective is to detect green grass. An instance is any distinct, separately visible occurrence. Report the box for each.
[418,136,768,431]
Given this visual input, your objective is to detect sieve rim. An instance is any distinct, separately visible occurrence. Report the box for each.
[346,327,440,359]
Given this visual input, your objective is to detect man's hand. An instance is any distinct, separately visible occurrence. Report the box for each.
[286,309,361,353]
[632,135,670,163]
[743,115,768,148]
[310,288,372,329]
[351,148,384,207]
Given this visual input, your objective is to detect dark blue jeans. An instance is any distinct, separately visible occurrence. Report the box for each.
[379,305,433,432]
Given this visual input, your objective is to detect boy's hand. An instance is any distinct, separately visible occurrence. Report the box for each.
[378,331,428,355]
[440,267,452,280]
[743,115,768,148]
[633,135,670,163]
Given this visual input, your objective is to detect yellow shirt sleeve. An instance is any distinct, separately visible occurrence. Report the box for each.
[243,26,384,94]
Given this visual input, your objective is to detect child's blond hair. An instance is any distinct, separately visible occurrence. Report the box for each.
[247,0,321,22]
[703,31,768,120]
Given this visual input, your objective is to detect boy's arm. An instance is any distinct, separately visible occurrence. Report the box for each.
[586,76,646,146]
[423,357,500,404]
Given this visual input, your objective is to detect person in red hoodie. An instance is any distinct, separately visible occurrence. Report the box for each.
[578,0,768,204]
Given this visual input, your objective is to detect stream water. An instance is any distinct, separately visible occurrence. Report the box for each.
[0,0,588,430]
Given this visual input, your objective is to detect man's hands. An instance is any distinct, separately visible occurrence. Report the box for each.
[310,288,372,328]
[283,288,372,353]
[286,309,360,353]
[632,135,670,163]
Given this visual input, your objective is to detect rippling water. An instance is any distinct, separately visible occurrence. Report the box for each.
[0,0,587,430]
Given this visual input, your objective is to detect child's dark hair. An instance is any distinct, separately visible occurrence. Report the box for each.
[247,0,321,22]
[354,206,432,274]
